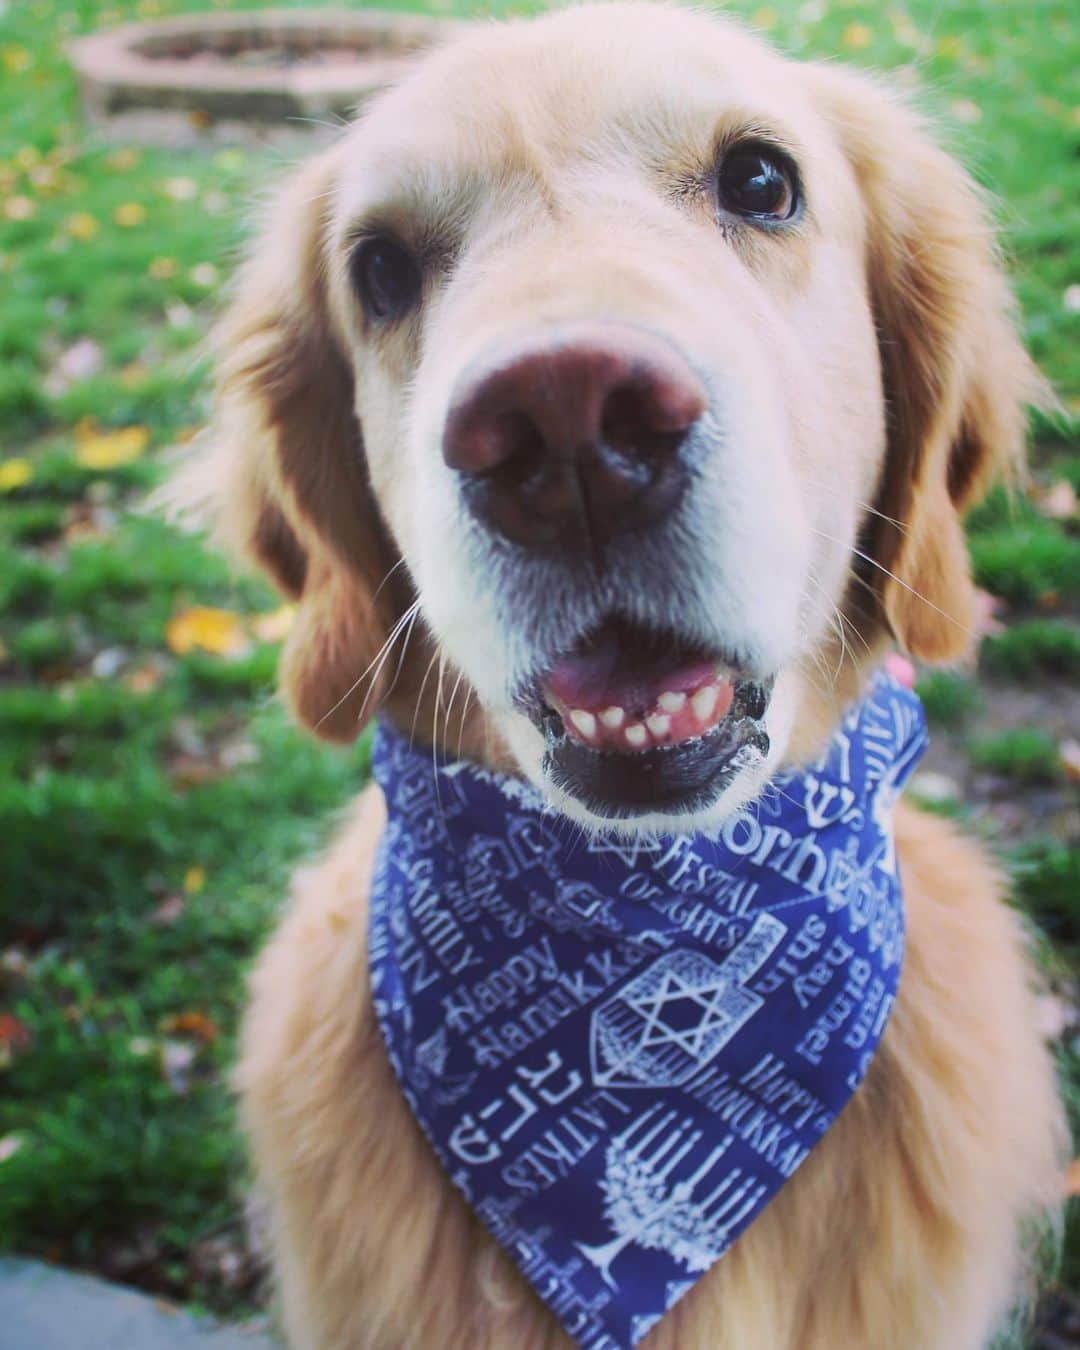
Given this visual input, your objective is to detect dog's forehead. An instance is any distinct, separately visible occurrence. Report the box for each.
[336,4,814,218]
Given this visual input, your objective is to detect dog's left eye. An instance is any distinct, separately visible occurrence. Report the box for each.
[716,145,799,222]
[351,237,422,321]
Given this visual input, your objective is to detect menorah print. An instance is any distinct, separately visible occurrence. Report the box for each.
[578,1107,768,1285]
[590,913,787,1089]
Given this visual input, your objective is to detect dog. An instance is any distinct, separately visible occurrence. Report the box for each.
[167,5,1065,1346]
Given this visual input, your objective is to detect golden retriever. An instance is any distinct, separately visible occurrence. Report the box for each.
[168,4,1064,1346]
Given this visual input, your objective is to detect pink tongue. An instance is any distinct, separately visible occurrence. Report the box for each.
[545,655,719,716]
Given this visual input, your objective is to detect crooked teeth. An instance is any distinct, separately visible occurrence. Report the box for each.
[691,684,718,722]
[569,709,596,739]
[657,690,686,713]
[599,706,625,729]
[625,723,648,748]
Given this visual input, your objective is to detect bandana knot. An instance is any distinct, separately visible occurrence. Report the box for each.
[369,673,927,1348]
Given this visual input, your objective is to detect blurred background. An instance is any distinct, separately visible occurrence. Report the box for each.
[0,0,1076,1343]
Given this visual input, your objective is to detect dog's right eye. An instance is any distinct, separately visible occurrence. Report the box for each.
[351,237,422,321]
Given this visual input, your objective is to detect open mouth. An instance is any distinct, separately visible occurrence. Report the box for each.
[521,617,773,818]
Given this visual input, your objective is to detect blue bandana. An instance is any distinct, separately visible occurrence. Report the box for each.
[368,673,927,1349]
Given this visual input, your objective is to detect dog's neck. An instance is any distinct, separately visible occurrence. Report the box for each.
[367,673,927,1350]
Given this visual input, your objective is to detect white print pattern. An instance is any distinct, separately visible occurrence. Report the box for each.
[590,915,786,1088]
[578,1107,767,1284]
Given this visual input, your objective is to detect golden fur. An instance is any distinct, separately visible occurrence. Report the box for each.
[165,5,1065,1345]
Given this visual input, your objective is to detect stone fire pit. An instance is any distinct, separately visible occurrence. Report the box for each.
[71,9,463,144]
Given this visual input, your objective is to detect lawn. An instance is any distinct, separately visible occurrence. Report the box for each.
[0,0,1077,1336]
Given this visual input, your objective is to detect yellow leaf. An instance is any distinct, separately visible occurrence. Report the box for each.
[0,458,32,492]
[189,262,218,287]
[166,606,250,657]
[148,256,177,280]
[949,98,981,125]
[936,34,963,58]
[105,147,141,171]
[841,22,873,50]
[113,201,147,227]
[3,195,35,221]
[124,662,162,695]
[162,176,198,202]
[252,604,296,643]
[74,424,149,470]
[183,865,207,895]
[2,45,33,74]
[67,212,100,240]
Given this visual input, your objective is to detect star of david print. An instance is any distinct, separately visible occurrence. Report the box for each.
[590,913,786,1088]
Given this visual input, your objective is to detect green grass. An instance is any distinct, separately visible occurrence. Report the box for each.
[982,619,1080,679]
[970,728,1065,785]
[0,0,1077,1327]
[916,669,981,727]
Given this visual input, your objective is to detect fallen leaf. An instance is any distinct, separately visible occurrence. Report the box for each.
[189,262,218,287]
[0,947,29,978]
[105,147,141,171]
[0,458,32,492]
[1034,992,1076,1040]
[3,195,35,221]
[168,756,227,790]
[124,662,164,695]
[166,606,250,657]
[2,45,33,74]
[908,771,960,804]
[162,1011,219,1045]
[44,337,103,395]
[949,98,981,124]
[149,895,185,926]
[0,1013,31,1069]
[965,588,1006,663]
[162,176,198,201]
[252,604,295,643]
[113,201,147,227]
[90,647,128,679]
[74,424,149,470]
[1029,478,1077,522]
[66,211,99,240]
[0,1135,24,1164]
[161,1039,197,1095]
[841,22,872,50]
[184,865,206,895]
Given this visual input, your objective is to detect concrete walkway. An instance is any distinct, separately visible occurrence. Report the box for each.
[0,1258,280,1350]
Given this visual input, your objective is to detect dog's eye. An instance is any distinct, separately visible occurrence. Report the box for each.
[351,237,422,321]
[716,145,799,222]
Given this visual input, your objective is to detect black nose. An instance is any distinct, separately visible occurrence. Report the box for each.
[442,324,707,554]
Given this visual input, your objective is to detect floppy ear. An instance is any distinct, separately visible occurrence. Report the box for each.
[162,147,405,741]
[805,65,1047,661]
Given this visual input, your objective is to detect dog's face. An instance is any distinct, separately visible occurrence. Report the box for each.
[175,3,1037,834]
